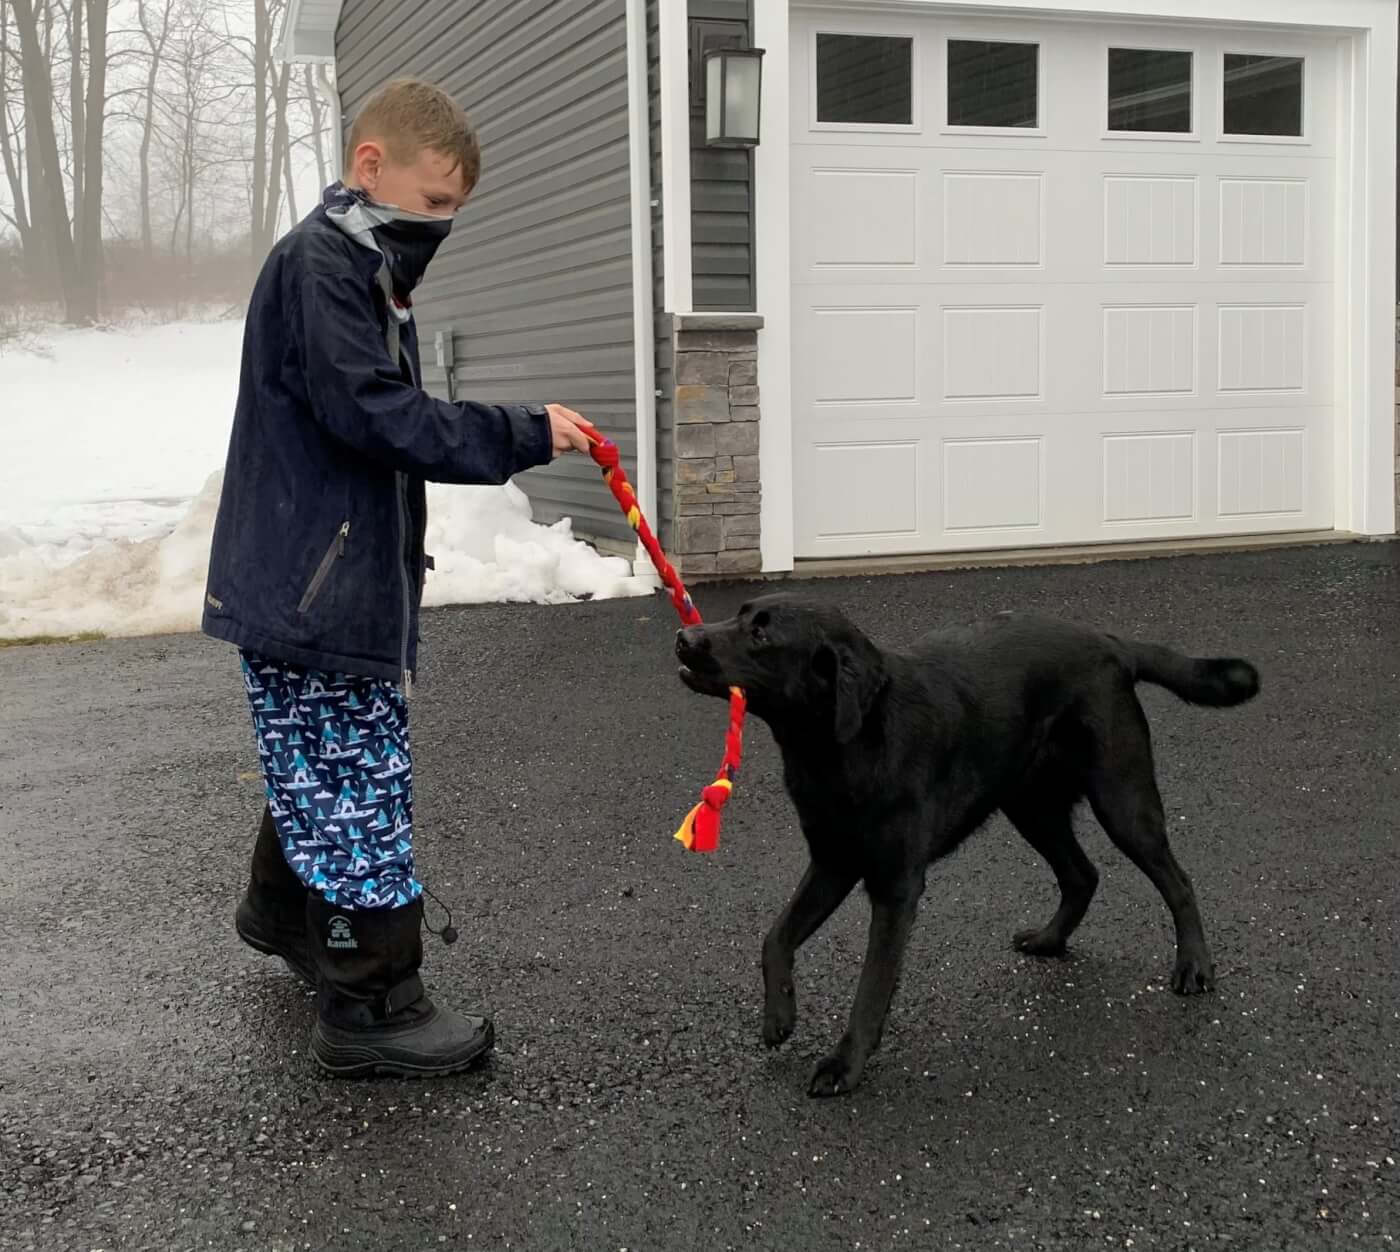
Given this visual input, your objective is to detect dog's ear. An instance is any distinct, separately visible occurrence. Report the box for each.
[820,639,886,744]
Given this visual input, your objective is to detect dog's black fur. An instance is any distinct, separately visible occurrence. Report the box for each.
[676,595,1260,1098]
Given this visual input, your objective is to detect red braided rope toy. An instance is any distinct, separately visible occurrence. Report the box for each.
[582,425,745,853]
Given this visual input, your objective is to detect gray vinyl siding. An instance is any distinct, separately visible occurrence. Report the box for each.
[689,0,753,312]
[336,0,636,548]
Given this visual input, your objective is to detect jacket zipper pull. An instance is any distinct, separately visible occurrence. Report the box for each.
[337,520,350,555]
[403,669,413,700]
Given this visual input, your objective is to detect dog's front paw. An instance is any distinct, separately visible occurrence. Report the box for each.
[762,982,796,1048]
[808,1050,862,1098]
[1171,952,1216,995]
[1012,925,1067,957]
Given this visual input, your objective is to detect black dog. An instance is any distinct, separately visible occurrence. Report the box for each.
[676,595,1259,1098]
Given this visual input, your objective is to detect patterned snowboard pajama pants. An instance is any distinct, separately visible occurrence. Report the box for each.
[241,652,423,911]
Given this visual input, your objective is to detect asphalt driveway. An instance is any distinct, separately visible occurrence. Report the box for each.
[1,541,1397,1251]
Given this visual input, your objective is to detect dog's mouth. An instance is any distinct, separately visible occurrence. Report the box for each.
[676,638,733,697]
[677,661,731,697]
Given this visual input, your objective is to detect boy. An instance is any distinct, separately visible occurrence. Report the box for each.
[204,78,592,1077]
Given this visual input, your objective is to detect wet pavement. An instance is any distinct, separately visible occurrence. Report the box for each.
[2,541,1397,1251]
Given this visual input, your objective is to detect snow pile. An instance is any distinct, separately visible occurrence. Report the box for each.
[0,469,225,639]
[423,482,650,607]
[0,316,652,640]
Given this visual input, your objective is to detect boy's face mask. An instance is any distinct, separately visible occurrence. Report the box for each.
[364,205,454,301]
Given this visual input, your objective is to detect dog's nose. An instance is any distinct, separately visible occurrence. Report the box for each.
[676,625,708,656]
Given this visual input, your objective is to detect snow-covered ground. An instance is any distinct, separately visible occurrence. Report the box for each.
[0,314,651,640]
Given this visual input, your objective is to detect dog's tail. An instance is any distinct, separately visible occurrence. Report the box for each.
[1127,642,1260,708]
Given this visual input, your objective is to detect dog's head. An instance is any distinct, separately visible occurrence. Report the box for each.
[676,595,887,743]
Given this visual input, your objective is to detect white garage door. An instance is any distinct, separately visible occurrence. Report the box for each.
[790,9,1337,558]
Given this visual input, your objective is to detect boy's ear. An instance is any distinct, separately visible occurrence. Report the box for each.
[349,139,386,191]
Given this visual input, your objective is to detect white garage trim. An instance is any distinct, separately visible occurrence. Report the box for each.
[756,0,798,571]
[658,0,694,316]
[756,0,1398,570]
[626,0,659,533]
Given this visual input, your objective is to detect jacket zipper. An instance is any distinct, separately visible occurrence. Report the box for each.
[297,520,350,614]
[394,471,413,695]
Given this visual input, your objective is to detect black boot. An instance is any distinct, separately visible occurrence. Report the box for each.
[234,805,316,986]
[307,894,494,1078]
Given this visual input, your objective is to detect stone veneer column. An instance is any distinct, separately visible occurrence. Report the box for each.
[669,313,763,577]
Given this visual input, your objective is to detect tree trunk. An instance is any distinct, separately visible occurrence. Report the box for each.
[282,110,298,225]
[135,0,173,257]
[249,0,268,272]
[66,0,82,230]
[305,64,328,188]
[71,0,106,322]
[262,59,289,242]
[11,0,78,316]
[0,6,37,269]
[23,92,54,290]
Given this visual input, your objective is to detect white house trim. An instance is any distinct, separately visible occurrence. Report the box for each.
[626,0,661,580]
[755,0,797,571]
[756,0,1397,571]
[658,0,695,315]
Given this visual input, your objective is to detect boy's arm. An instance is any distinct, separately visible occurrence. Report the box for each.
[297,270,553,484]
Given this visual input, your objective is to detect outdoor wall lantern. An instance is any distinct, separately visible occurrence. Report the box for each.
[704,46,766,147]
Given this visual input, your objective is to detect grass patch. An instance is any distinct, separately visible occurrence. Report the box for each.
[0,631,107,649]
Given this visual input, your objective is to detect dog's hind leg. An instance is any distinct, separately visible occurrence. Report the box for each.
[762,859,858,1049]
[1004,798,1099,957]
[1087,692,1215,995]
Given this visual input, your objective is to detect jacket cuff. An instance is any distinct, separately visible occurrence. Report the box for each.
[515,403,553,470]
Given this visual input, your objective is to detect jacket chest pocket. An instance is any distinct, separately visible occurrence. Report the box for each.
[297,520,350,614]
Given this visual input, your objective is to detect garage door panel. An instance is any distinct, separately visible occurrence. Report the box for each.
[806,441,924,542]
[1103,174,1198,267]
[1102,304,1198,396]
[942,172,1044,267]
[1103,432,1197,524]
[806,167,921,268]
[1217,427,1308,518]
[804,305,922,404]
[1218,177,1308,267]
[942,438,1044,532]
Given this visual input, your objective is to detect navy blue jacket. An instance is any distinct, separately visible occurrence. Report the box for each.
[202,201,552,683]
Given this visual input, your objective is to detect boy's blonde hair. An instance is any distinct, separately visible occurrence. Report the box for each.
[345,78,481,190]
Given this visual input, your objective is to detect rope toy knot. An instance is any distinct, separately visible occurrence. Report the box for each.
[590,439,622,471]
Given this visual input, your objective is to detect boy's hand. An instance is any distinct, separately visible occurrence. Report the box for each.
[546,404,593,457]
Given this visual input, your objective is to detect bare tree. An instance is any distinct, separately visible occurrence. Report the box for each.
[157,0,219,263]
[10,0,78,314]
[0,1,39,274]
[304,63,327,188]
[280,102,296,221]
[248,0,289,264]
[1,0,332,313]
[61,0,82,228]
[8,0,106,321]
[74,0,108,318]
[135,0,176,255]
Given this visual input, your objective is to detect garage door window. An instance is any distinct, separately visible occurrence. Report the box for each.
[1108,48,1192,134]
[947,39,1039,128]
[816,33,914,126]
[1223,54,1304,137]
